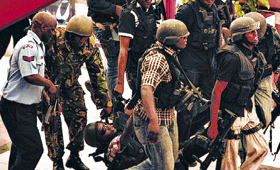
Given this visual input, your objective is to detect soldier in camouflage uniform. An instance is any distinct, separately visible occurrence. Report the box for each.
[43,15,112,170]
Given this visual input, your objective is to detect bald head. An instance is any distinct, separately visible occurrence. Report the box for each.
[31,12,57,43]
[32,12,56,29]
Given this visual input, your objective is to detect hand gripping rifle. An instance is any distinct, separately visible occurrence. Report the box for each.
[187,109,237,170]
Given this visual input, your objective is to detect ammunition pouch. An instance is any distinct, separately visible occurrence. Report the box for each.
[182,134,211,165]
[222,82,252,106]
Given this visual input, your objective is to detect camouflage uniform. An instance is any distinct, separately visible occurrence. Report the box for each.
[43,27,112,161]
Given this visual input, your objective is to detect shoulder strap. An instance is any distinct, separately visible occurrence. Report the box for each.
[159,48,205,100]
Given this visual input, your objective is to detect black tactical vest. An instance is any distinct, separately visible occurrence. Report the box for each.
[122,2,157,53]
[138,48,182,109]
[124,2,157,72]
[217,45,256,105]
[189,0,219,50]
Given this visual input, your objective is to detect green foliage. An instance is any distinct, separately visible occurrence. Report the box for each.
[234,0,270,17]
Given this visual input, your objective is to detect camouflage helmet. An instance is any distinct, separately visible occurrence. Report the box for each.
[244,12,267,39]
[84,121,102,148]
[156,19,190,45]
[66,15,93,37]
[230,17,260,42]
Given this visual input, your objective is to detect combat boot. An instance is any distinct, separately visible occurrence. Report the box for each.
[53,159,65,170]
[65,152,89,170]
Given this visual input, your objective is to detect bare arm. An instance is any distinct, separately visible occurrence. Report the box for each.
[24,74,56,94]
[141,85,159,143]
[114,36,130,97]
[207,80,228,139]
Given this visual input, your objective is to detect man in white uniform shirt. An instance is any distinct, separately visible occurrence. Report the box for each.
[0,12,57,170]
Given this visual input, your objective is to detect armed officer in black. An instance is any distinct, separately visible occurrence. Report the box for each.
[87,0,127,102]
[114,0,157,98]
[208,17,269,170]
[175,0,221,144]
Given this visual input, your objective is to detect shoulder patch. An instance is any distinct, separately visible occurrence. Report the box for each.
[23,56,35,62]
[22,44,33,49]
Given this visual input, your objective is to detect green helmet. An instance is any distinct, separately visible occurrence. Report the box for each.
[230,17,260,42]
[243,12,267,39]
[66,15,93,37]
[156,19,190,45]
[84,121,101,148]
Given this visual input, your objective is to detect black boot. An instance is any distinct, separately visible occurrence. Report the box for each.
[65,152,89,170]
[53,159,65,170]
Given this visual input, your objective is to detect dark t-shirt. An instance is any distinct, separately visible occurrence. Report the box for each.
[216,52,245,117]
[118,10,135,39]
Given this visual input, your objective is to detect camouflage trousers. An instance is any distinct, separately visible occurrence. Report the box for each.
[39,84,87,161]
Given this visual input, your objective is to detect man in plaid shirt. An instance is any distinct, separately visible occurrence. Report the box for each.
[127,19,189,170]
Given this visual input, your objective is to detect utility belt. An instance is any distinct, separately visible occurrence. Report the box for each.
[93,21,117,31]
[262,64,273,79]
[226,122,263,139]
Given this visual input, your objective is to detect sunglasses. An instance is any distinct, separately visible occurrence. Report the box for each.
[100,123,108,136]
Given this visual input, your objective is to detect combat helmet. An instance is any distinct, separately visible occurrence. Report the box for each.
[244,12,267,39]
[156,19,190,45]
[84,121,102,148]
[66,15,93,37]
[230,17,260,42]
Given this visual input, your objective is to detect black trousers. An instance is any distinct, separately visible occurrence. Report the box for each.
[0,98,43,170]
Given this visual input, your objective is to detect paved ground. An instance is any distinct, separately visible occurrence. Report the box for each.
[1,0,280,169]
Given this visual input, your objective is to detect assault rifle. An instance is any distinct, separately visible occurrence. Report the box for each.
[264,89,280,134]
[112,96,130,132]
[263,89,280,160]
[189,109,237,170]
[41,85,62,157]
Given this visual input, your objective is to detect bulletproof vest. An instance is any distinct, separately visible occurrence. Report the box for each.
[107,137,147,170]
[189,0,219,50]
[124,3,157,53]
[217,44,255,105]
[138,48,182,109]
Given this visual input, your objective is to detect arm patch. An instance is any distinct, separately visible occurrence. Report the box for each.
[23,56,35,62]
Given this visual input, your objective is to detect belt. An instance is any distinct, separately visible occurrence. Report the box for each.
[242,122,263,135]
[93,22,117,31]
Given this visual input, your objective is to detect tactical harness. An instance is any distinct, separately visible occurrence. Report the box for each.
[186,0,220,50]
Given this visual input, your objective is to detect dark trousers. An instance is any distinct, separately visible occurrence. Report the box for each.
[0,98,43,170]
